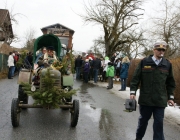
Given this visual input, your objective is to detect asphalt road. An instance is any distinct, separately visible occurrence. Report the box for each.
[0,76,180,140]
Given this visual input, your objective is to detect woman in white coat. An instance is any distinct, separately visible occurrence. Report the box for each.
[7,52,15,79]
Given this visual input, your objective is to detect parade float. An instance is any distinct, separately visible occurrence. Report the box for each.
[11,24,79,127]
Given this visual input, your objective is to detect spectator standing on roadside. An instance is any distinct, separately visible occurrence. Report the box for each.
[83,59,90,83]
[92,56,101,83]
[106,62,114,89]
[12,51,19,75]
[111,52,116,63]
[102,56,110,82]
[119,56,130,91]
[75,55,82,80]
[25,52,33,68]
[114,58,121,81]
[130,40,175,140]
[88,57,93,81]
[7,52,15,79]
[99,57,104,81]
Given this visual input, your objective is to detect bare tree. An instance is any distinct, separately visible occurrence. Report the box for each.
[80,0,144,57]
[147,0,180,58]
[117,28,147,59]
[23,27,36,52]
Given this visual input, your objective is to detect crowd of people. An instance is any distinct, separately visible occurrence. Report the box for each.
[74,53,130,91]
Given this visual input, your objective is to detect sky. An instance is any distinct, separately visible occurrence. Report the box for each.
[0,0,167,53]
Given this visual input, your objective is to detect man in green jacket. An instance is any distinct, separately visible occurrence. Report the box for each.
[130,41,176,140]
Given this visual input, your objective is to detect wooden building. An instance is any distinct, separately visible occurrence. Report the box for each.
[41,23,75,50]
[0,9,13,42]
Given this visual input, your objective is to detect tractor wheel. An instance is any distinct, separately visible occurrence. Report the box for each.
[11,98,20,127]
[18,85,28,105]
[70,99,79,127]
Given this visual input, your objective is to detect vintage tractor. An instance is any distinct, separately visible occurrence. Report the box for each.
[11,34,79,127]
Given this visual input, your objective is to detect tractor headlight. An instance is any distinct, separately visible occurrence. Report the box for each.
[64,88,69,93]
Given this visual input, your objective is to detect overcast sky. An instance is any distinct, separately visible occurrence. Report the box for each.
[0,0,164,52]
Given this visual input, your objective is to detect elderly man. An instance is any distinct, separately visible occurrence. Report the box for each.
[130,41,176,140]
[44,46,57,60]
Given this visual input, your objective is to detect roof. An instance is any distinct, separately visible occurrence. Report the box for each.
[41,23,75,35]
[0,9,9,26]
[0,9,13,38]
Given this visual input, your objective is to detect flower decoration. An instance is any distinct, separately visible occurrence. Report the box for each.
[51,60,63,70]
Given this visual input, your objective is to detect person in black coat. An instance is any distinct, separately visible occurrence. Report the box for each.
[75,55,82,80]
[91,56,101,83]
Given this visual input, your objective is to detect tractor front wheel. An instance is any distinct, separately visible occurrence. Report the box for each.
[11,98,21,127]
[70,99,79,127]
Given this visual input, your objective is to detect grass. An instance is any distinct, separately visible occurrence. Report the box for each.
[0,71,8,79]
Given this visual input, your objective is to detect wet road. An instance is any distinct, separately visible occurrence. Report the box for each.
[0,76,180,140]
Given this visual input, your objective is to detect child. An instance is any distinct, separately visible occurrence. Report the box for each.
[106,62,114,89]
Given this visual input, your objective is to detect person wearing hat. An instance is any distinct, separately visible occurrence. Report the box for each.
[43,46,57,63]
[130,40,176,140]
[106,62,115,89]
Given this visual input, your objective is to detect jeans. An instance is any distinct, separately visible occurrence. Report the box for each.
[93,69,99,83]
[8,66,14,78]
[136,105,165,140]
[76,67,81,80]
[12,66,15,76]
[120,78,127,90]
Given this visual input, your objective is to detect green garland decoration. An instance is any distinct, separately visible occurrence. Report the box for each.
[21,68,77,109]
[16,51,28,69]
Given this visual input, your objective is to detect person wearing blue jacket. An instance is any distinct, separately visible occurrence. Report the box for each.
[119,56,130,91]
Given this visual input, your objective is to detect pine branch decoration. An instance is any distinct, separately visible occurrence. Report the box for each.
[21,68,76,109]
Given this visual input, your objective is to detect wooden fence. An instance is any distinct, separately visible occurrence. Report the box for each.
[0,53,8,72]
